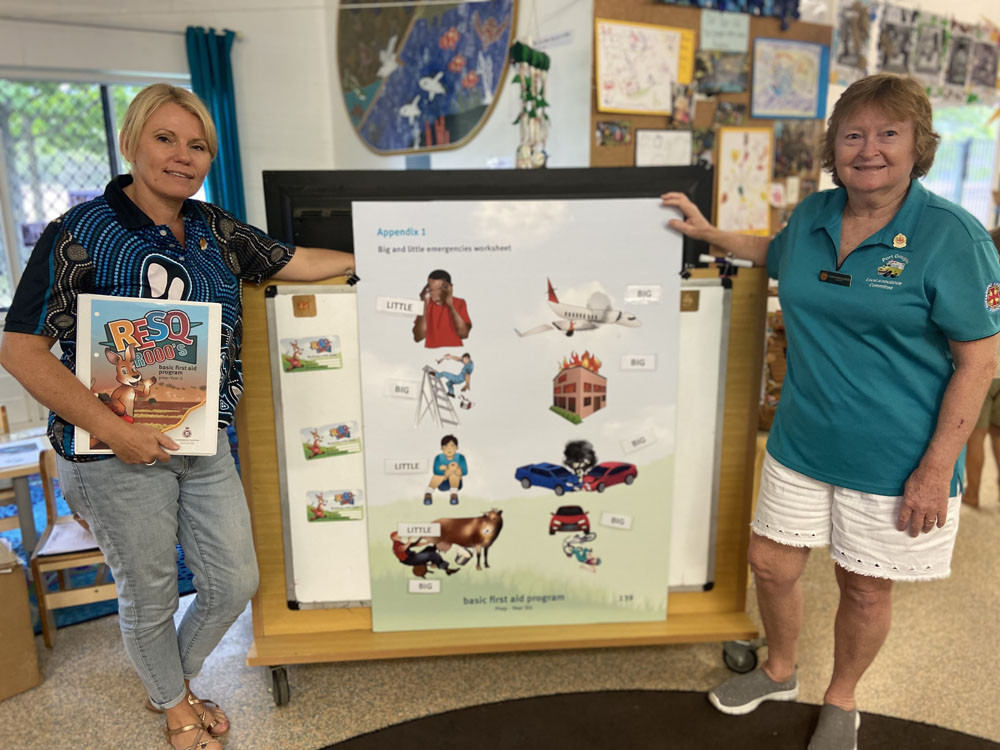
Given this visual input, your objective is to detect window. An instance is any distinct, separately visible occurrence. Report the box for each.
[0,78,204,309]
[921,104,999,229]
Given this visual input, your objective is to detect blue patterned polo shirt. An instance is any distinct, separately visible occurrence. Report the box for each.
[4,175,294,460]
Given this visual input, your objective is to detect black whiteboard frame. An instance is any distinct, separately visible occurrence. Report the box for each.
[262,166,714,270]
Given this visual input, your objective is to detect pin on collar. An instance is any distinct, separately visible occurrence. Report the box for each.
[892,233,907,249]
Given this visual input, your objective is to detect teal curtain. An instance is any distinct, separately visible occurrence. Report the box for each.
[185,27,246,221]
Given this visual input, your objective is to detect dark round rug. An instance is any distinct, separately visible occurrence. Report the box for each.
[323,690,1000,750]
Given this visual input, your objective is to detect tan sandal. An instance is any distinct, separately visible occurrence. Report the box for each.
[147,693,230,737]
[164,721,220,750]
[187,695,230,737]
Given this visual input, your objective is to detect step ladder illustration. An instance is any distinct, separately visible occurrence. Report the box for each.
[415,366,461,428]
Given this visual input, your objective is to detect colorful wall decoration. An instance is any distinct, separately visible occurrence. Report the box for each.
[751,38,829,119]
[337,0,516,154]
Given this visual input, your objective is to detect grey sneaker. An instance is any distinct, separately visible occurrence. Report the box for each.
[807,704,860,750]
[707,668,799,715]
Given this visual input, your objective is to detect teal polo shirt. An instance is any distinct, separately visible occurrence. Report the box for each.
[766,179,1000,496]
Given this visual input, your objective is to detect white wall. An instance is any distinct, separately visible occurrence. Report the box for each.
[0,0,336,228]
[324,0,593,169]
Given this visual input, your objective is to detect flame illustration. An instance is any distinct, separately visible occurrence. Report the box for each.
[558,350,602,374]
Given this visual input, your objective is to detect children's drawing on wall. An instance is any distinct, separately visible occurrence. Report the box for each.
[514,279,640,338]
[912,24,945,79]
[338,0,515,153]
[307,490,364,522]
[595,18,686,115]
[667,84,694,128]
[694,51,750,94]
[595,121,633,147]
[552,352,606,425]
[712,101,746,126]
[280,336,343,372]
[773,120,822,179]
[301,421,362,460]
[944,29,973,88]
[413,269,473,349]
[833,0,872,83]
[878,6,917,75]
[751,38,828,119]
[717,127,772,235]
[692,128,716,167]
[424,434,468,505]
[969,41,1000,90]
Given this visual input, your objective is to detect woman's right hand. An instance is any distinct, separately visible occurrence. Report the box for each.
[103,422,178,464]
[661,191,715,242]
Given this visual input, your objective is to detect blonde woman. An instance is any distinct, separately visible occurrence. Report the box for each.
[0,84,353,749]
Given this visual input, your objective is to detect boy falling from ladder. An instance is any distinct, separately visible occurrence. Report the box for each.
[424,434,468,505]
[435,352,474,402]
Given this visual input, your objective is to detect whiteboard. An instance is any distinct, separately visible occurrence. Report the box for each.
[266,285,371,608]
[267,280,728,604]
[669,279,729,590]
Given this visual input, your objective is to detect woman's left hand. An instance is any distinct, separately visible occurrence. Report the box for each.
[898,465,951,537]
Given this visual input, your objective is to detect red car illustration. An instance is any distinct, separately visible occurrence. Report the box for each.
[549,505,590,535]
[582,461,637,492]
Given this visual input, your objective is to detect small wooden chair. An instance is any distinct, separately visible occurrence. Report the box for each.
[0,404,18,533]
[29,449,116,647]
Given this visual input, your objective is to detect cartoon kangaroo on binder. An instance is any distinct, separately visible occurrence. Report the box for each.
[103,345,157,424]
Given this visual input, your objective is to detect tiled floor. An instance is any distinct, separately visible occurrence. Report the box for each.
[3,462,998,749]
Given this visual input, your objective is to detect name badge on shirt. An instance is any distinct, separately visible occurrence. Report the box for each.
[818,270,851,287]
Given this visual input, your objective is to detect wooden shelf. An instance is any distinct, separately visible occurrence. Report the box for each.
[246,610,757,666]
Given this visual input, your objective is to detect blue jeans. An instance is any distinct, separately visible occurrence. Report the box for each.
[56,430,259,709]
[436,371,463,396]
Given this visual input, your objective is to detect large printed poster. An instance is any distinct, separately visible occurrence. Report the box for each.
[353,199,680,632]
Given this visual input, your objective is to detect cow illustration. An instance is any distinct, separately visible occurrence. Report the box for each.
[427,509,503,571]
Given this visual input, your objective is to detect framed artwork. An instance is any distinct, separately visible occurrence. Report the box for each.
[716,127,773,236]
[635,129,693,166]
[694,50,749,94]
[713,101,747,126]
[595,18,696,115]
[772,120,822,179]
[832,0,873,84]
[912,24,946,79]
[878,5,918,75]
[338,0,516,154]
[752,38,829,119]
[969,41,1000,90]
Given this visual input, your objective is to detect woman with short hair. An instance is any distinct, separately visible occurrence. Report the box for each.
[0,83,354,749]
[663,73,1000,749]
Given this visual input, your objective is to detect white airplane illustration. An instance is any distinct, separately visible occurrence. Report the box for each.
[377,35,399,79]
[418,71,446,101]
[398,95,421,125]
[515,279,641,337]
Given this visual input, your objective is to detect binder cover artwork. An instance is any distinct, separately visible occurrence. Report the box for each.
[75,294,222,456]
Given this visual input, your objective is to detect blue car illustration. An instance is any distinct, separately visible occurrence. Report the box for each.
[514,462,581,496]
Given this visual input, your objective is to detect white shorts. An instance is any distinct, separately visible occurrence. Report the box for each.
[752,452,961,582]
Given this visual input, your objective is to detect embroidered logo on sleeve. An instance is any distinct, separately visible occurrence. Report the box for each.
[986,282,1000,312]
